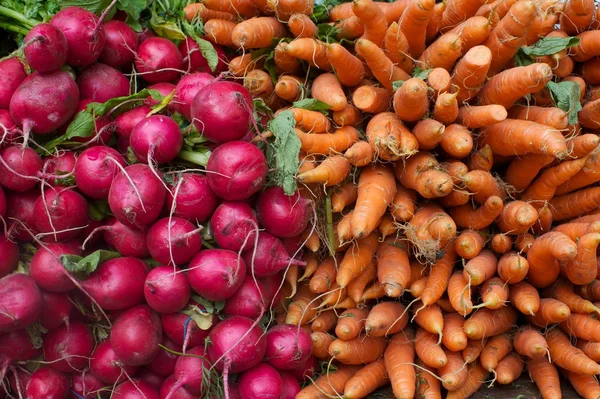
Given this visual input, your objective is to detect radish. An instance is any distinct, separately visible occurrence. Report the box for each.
[191,81,253,143]
[0,235,18,278]
[135,37,184,83]
[34,188,89,242]
[187,249,246,301]
[108,163,167,229]
[9,70,80,137]
[257,187,312,238]
[164,345,211,399]
[130,115,183,164]
[238,363,283,399]
[145,82,176,106]
[139,369,166,389]
[171,73,214,121]
[69,99,114,146]
[77,63,130,102]
[165,173,218,222]
[210,202,258,252]
[99,20,138,67]
[23,23,68,72]
[25,367,69,399]
[6,189,39,241]
[178,37,227,75]
[160,375,195,399]
[101,217,150,257]
[264,324,312,370]
[0,331,41,381]
[110,304,163,366]
[280,372,301,399]
[74,146,125,199]
[30,242,78,292]
[0,109,19,146]
[39,291,72,330]
[146,217,202,265]
[50,7,106,67]
[161,311,213,350]
[144,266,191,313]
[147,337,179,377]
[281,234,304,256]
[90,340,138,384]
[138,28,155,44]
[0,273,41,332]
[43,321,94,373]
[71,373,104,399]
[206,141,268,200]
[223,274,282,319]
[115,105,152,140]
[243,232,305,277]
[0,146,42,192]
[81,257,148,310]
[113,379,160,399]
[0,58,26,109]
[43,151,77,187]
[288,355,317,382]
[0,186,5,216]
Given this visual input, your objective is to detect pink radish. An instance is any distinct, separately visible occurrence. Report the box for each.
[165,173,218,222]
[0,146,42,192]
[23,23,68,72]
[164,346,211,398]
[146,217,202,265]
[135,37,184,83]
[74,146,125,199]
[113,379,160,399]
[145,82,176,106]
[223,274,282,319]
[243,232,305,277]
[280,372,302,399]
[0,58,26,109]
[187,249,246,301]
[6,189,39,241]
[43,321,94,373]
[0,109,19,146]
[101,217,150,258]
[25,367,69,399]
[0,273,42,332]
[99,20,138,67]
[147,337,179,377]
[114,105,152,140]
[29,242,79,292]
[34,188,89,242]
[238,363,283,399]
[161,311,214,351]
[257,187,312,238]
[138,369,166,389]
[110,304,163,366]
[171,72,214,121]
[89,340,138,384]
[77,62,130,102]
[42,151,77,187]
[160,375,195,399]
[144,266,191,313]
[130,115,183,164]
[0,235,18,278]
[264,324,312,370]
[210,201,258,252]
[71,373,104,399]
[0,330,41,381]
[39,291,72,330]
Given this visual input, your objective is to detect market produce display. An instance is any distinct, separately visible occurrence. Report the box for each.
[2,0,600,398]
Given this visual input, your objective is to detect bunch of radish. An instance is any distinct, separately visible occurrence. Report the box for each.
[0,4,316,399]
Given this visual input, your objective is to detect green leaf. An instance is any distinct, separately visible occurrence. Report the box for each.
[514,48,533,67]
[42,109,96,151]
[88,199,111,222]
[392,80,405,91]
[293,98,332,112]
[89,89,161,116]
[412,67,433,80]
[58,0,112,14]
[521,36,580,57]
[195,37,219,73]
[311,0,342,23]
[547,80,582,126]
[317,23,339,43]
[26,322,47,349]
[117,0,146,21]
[266,110,301,195]
[148,87,176,116]
[181,300,214,330]
[60,250,121,276]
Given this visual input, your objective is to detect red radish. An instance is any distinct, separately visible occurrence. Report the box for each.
[71,373,104,399]
[0,273,41,332]
[0,235,18,278]
[160,375,195,399]
[179,37,210,73]
[100,20,138,67]
[238,363,283,399]
[74,146,125,199]
[139,369,166,389]
[110,304,163,366]
[135,37,184,83]
[34,188,89,242]
[81,257,148,310]
[101,217,150,257]
[164,346,211,398]
[25,367,69,399]
[280,372,301,399]
[113,379,160,399]
[171,73,214,121]
[187,249,246,301]
[8,367,31,398]
[138,28,155,44]
[0,146,42,192]
[42,151,77,187]
[145,82,176,106]
[0,186,5,216]
[130,115,183,164]
[30,242,78,292]
[210,201,258,252]
[144,266,191,313]
[68,99,114,146]
[108,163,167,229]
[264,324,312,370]
[77,63,130,102]
[50,7,106,67]
[223,274,282,319]
[115,105,152,140]
[0,109,19,146]
[165,173,218,222]
[257,187,312,238]
[90,340,138,384]
[0,330,41,381]
[0,58,26,109]
[146,217,202,265]
[243,232,305,277]
[39,291,72,330]
[6,189,39,241]
[23,23,68,72]
[161,311,213,350]
[191,81,253,143]
[288,355,317,382]
[147,337,179,377]
[281,234,304,256]
[206,141,268,200]
[43,321,94,373]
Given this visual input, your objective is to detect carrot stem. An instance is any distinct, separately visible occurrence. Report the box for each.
[325,193,335,256]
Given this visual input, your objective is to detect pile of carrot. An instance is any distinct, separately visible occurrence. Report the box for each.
[185,0,600,397]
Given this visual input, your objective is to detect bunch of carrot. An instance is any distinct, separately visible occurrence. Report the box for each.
[185,0,600,397]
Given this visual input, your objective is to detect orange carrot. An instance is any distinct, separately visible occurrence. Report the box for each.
[399,0,435,57]
[289,107,332,133]
[495,353,524,385]
[427,68,451,97]
[425,0,446,41]
[514,327,548,360]
[418,32,463,70]
[266,0,313,20]
[447,15,491,52]
[462,249,497,286]
[455,230,485,259]
[311,331,335,359]
[451,45,492,103]
[299,252,319,281]
[201,0,257,17]
[309,257,337,294]
[478,276,509,309]
[577,340,600,362]
[563,232,600,285]
[203,19,237,47]
[184,3,238,22]
[347,260,377,303]
[413,119,445,150]
[296,126,360,155]
[507,105,568,130]
[567,134,600,159]
[547,329,600,375]
[439,123,473,158]
[326,43,365,87]
[343,359,389,399]
[335,308,369,341]
[377,240,410,298]
[504,154,554,192]
[439,0,487,31]
[331,182,357,213]
[450,196,504,230]
[463,338,487,364]
[352,85,391,114]
[457,105,507,128]
[480,333,513,373]
[384,331,416,399]
[565,370,600,399]
[393,78,429,122]
[329,335,388,364]
[365,301,408,337]
[231,17,286,48]
[521,157,588,204]
[560,0,595,34]
[243,69,274,99]
[335,16,365,40]
[556,149,600,195]
[497,201,538,235]
[296,365,362,399]
[550,280,600,315]
[344,141,373,167]
[560,313,600,343]
[285,283,319,325]
[442,313,468,352]
[297,155,350,186]
[421,245,457,305]
[288,13,318,38]
[384,22,413,73]
[366,112,419,161]
[337,232,379,288]
[355,39,410,92]
[528,358,562,399]
[390,185,417,223]
[415,360,442,399]
[415,327,448,368]
[527,232,578,288]
[311,310,338,333]
[311,72,347,111]
[353,0,388,47]
[438,350,468,392]
[447,363,489,399]
[550,187,600,221]
[509,280,540,316]
[329,2,354,21]
[333,104,362,127]
[497,248,529,284]
[285,38,332,70]
[274,75,303,102]
[530,298,572,327]
[413,303,444,341]
[433,92,459,125]
[463,306,517,340]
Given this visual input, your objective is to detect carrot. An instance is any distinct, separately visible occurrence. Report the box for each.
[376,240,410,298]
[347,260,377,304]
[527,232,578,288]
[527,358,561,399]
[384,331,416,399]
[297,155,350,186]
[495,353,524,385]
[378,215,398,240]
[329,2,354,21]
[365,112,419,161]
[551,280,600,315]
[490,233,513,255]
[561,313,600,343]
[352,85,391,114]
[564,370,600,399]
[343,359,389,399]
[560,0,595,34]
[450,196,504,230]
[579,98,600,129]
[448,363,489,399]
[568,30,600,62]
[335,308,369,341]
[311,310,338,333]
[412,119,445,151]
[415,328,448,368]
[506,105,567,131]
[421,245,457,306]
[406,205,457,250]
[288,13,317,38]
[296,365,362,399]
[392,78,429,122]
[475,0,517,25]
[320,281,349,309]
[439,123,473,158]
[285,283,319,325]
[299,252,319,281]
[395,152,454,198]
[311,331,335,359]
[547,329,600,375]
[439,0,487,30]
[202,19,237,47]
[415,360,442,399]
[497,201,538,235]
[462,338,487,364]
[447,272,471,317]
[383,22,413,73]
[311,73,348,112]
[480,333,513,373]
[352,0,388,47]
[504,154,554,192]
[463,306,517,340]
[365,301,408,337]
[581,58,600,85]
[521,157,588,204]
[436,350,467,392]
[380,0,410,24]
[335,16,365,40]
[425,0,446,42]
[563,232,600,285]
[399,0,435,57]
[329,335,388,364]
[455,230,485,259]
[427,68,451,98]
[296,125,360,155]
[433,92,459,125]
[515,232,535,255]
[457,105,507,128]
[244,69,274,99]
[333,104,362,127]
[309,257,337,294]
[514,327,549,359]
[576,279,600,302]
[551,187,600,221]
[337,233,379,289]
[231,17,286,48]
[413,303,444,341]
[201,0,257,17]
[418,32,462,70]
[567,134,600,159]
[351,165,397,239]
[462,249,497,286]
[509,281,540,316]
[331,183,357,213]
[441,313,467,352]
[355,39,410,92]
[390,185,417,223]
[524,0,562,45]
[479,276,509,309]
[326,43,365,88]
[361,281,385,302]
[290,107,332,134]
[530,298,572,327]
[556,149,600,195]
[341,141,371,168]
[274,75,303,102]
[184,3,238,22]
[285,38,332,70]
[447,16,491,52]
[336,211,354,245]
[461,170,505,204]
[577,340,600,362]
[228,54,259,76]
[266,0,313,20]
